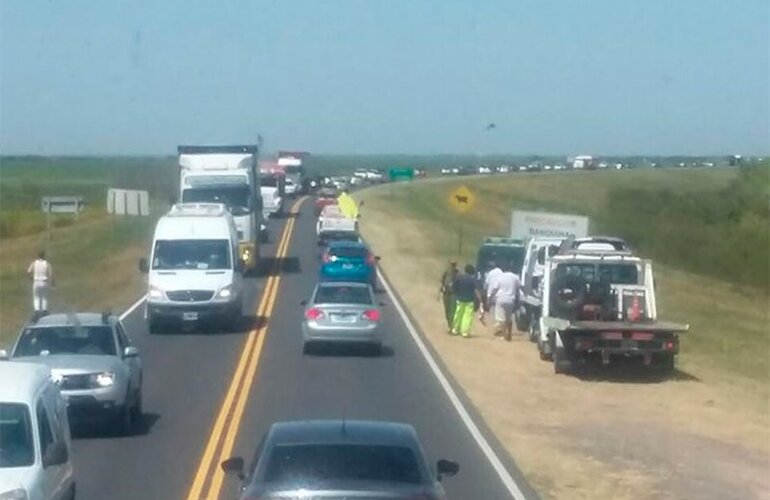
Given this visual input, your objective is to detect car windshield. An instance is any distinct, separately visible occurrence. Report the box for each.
[14,325,116,357]
[556,263,639,285]
[329,247,368,260]
[315,285,372,305]
[0,403,34,468]
[152,239,231,270]
[477,246,525,273]
[264,444,421,485]
[182,185,252,215]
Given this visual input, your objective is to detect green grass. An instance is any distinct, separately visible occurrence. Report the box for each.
[0,156,175,346]
[358,166,770,382]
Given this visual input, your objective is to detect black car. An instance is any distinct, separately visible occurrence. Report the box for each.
[222,420,459,499]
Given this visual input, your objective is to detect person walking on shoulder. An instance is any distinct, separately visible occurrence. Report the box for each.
[27,251,53,317]
[489,262,522,341]
[451,264,484,338]
[439,260,459,331]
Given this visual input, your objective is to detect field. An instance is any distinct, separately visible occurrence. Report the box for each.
[357,167,770,499]
[0,157,177,346]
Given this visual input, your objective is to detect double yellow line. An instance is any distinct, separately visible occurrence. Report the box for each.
[186,197,305,500]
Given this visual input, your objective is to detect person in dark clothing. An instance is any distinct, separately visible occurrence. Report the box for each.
[451,264,484,338]
[439,260,459,331]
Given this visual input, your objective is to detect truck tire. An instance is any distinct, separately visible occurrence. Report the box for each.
[553,346,574,375]
[515,309,530,332]
[528,317,539,343]
[550,274,588,317]
[656,353,675,376]
[537,336,552,361]
[147,312,160,335]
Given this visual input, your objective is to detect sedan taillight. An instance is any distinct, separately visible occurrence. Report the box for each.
[305,308,325,320]
[362,309,380,322]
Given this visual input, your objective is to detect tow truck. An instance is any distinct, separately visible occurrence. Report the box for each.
[536,239,689,375]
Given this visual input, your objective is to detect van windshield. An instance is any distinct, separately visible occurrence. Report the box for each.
[181,186,252,216]
[153,239,231,270]
[0,403,34,468]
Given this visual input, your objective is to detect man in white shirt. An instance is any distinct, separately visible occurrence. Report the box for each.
[489,262,522,341]
[27,251,53,315]
[483,260,503,306]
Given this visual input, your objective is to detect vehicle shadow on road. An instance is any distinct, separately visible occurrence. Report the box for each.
[151,315,264,335]
[304,344,395,358]
[573,362,700,384]
[71,412,161,440]
[255,256,302,277]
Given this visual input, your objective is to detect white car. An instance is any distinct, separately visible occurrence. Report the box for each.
[0,363,75,500]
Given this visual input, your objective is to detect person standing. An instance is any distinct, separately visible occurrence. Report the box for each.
[27,251,53,316]
[438,260,459,331]
[482,260,503,322]
[451,264,484,338]
[489,262,522,341]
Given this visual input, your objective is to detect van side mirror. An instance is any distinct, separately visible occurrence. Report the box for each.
[375,256,381,262]
[0,349,8,360]
[221,456,245,480]
[42,442,68,468]
[138,258,149,274]
[437,459,459,480]
[123,346,139,358]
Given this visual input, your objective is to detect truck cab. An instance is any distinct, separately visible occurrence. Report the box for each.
[537,246,688,375]
[178,145,263,272]
[474,237,526,286]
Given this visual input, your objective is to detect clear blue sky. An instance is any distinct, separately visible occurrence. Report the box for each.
[1,0,768,156]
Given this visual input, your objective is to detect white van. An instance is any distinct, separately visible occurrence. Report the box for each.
[139,203,244,333]
[0,362,75,500]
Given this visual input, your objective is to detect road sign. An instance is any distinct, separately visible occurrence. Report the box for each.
[389,167,414,182]
[448,185,475,213]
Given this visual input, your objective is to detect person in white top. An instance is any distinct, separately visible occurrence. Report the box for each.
[27,251,53,314]
[483,260,503,304]
[489,262,522,341]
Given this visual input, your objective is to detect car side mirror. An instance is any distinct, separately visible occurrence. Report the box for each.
[378,302,386,307]
[436,459,459,481]
[42,442,68,468]
[0,349,8,361]
[138,258,149,274]
[123,346,139,358]
[300,300,308,306]
[221,456,245,481]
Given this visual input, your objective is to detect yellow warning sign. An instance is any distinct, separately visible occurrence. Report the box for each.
[448,185,475,214]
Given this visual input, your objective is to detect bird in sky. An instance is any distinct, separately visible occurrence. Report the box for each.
[485,123,496,130]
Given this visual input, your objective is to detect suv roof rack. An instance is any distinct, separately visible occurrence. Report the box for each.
[168,203,229,217]
[177,145,258,154]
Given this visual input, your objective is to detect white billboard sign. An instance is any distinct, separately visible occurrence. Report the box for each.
[511,210,589,240]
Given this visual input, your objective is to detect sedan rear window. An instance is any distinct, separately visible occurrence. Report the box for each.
[330,247,368,259]
[315,286,372,305]
[14,325,117,357]
[0,403,34,468]
[264,444,421,485]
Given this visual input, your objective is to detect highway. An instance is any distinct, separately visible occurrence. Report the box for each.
[71,197,538,500]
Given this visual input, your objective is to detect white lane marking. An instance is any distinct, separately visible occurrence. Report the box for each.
[120,294,147,320]
[377,269,529,500]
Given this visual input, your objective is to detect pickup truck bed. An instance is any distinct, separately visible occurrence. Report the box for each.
[565,320,689,333]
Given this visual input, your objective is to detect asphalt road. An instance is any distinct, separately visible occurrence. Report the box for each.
[72,198,537,500]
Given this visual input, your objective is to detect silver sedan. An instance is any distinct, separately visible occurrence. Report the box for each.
[301,282,383,353]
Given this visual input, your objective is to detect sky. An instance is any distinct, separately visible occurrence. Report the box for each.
[0,0,768,156]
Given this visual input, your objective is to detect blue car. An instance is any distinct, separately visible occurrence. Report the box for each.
[319,241,379,286]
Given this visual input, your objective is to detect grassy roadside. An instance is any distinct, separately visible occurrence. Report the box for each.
[0,157,174,346]
[357,168,770,499]
[360,168,769,382]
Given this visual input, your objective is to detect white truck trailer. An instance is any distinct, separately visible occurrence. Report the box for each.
[178,145,263,273]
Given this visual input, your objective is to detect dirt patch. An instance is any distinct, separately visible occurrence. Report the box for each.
[360,204,770,500]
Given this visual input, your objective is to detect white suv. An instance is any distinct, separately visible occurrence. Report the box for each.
[0,362,75,500]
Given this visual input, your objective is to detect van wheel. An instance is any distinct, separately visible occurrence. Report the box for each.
[66,483,76,500]
[130,389,143,428]
[515,310,530,332]
[537,336,551,361]
[528,319,539,343]
[115,404,134,436]
[147,313,160,335]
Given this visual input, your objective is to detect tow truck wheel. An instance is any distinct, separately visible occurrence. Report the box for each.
[553,347,574,374]
[537,337,552,361]
[528,319,539,343]
[656,353,675,375]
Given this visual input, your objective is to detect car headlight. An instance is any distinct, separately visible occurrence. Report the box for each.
[148,285,165,299]
[0,489,28,500]
[217,285,232,299]
[91,372,115,388]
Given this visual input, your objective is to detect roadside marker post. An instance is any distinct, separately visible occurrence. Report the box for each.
[448,185,475,255]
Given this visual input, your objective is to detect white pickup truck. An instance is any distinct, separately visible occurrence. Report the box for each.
[316,205,358,245]
[534,239,688,375]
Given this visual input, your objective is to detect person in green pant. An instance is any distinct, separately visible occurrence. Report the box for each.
[439,260,459,332]
[451,264,485,338]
